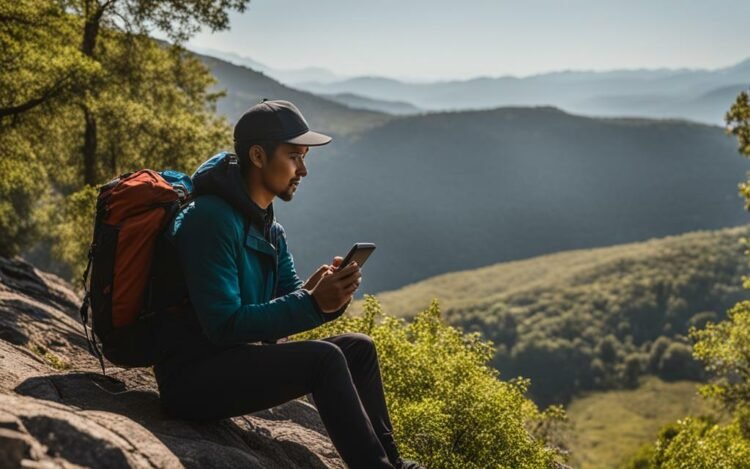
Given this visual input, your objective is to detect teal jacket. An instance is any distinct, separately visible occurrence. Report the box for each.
[169,194,339,346]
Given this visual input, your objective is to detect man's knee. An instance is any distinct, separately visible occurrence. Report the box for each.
[342,332,377,356]
[313,339,347,364]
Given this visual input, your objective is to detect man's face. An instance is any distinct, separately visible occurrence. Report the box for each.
[257,143,309,202]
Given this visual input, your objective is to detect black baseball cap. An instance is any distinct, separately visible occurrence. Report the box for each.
[233,99,332,147]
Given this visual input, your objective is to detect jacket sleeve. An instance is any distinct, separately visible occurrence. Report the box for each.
[176,201,324,346]
[275,224,349,323]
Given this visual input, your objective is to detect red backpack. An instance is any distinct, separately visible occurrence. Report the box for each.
[79,169,191,373]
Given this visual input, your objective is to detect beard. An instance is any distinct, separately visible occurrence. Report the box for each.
[259,171,297,202]
[276,183,296,202]
[278,190,293,202]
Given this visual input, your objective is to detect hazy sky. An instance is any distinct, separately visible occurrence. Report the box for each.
[186,0,750,81]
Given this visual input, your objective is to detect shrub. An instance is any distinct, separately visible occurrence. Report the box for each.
[292,295,564,468]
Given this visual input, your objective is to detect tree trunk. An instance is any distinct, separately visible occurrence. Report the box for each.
[83,106,97,186]
[80,1,108,186]
[81,1,105,57]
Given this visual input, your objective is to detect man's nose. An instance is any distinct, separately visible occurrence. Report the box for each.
[297,160,308,177]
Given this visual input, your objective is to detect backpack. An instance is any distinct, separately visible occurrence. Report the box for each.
[79,169,192,373]
[79,152,287,372]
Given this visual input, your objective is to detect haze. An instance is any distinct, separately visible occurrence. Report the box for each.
[186,0,750,81]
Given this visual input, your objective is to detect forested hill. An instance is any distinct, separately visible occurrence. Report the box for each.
[272,106,750,294]
[193,51,750,298]
[352,225,750,405]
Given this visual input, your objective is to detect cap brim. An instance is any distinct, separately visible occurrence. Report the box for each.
[285,130,332,146]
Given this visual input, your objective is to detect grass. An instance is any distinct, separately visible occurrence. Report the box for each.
[564,376,720,469]
[30,343,71,371]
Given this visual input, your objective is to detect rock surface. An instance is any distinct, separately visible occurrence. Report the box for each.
[0,256,344,468]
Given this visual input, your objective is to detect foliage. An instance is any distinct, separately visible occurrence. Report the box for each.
[0,128,47,257]
[691,301,750,412]
[53,28,233,189]
[617,87,750,468]
[0,0,93,257]
[49,185,98,283]
[0,0,98,119]
[0,0,243,274]
[650,416,750,468]
[727,90,750,183]
[370,226,749,405]
[292,295,565,468]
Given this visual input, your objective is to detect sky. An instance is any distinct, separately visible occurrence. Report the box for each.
[185,0,750,81]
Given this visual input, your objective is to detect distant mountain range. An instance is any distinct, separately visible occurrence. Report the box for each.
[319,93,422,115]
[193,46,748,124]
[189,46,347,84]
[195,52,750,294]
[294,59,750,124]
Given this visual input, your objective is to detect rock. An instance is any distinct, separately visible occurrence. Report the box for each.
[0,256,344,468]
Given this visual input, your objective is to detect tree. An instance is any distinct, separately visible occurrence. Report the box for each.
[0,0,97,256]
[0,0,247,271]
[0,1,97,120]
[60,0,247,186]
[635,88,750,467]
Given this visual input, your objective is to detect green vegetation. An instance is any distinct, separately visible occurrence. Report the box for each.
[616,90,750,467]
[356,226,750,405]
[292,296,566,468]
[629,301,750,467]
[565,377,718,469]
[282,105,748,294]
[30,344,71,371]
[0,0,245,276]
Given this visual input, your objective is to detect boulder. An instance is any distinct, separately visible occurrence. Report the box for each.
[0,256,344,468]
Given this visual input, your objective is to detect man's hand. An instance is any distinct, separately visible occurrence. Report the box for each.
[309,261,362,313]
[302,256,345,290]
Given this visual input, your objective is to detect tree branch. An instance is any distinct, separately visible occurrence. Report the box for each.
[0,73,74,118]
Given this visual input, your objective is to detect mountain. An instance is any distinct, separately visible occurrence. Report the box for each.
[272,106,750,294]
[196,53,392,138]
[295,59,750,125]
[190,51,750,297]
[189,46,345,84]
[349,225,750,405]
[320,92,422,115]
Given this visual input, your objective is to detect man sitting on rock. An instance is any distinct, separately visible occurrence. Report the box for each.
[153,99,425,469]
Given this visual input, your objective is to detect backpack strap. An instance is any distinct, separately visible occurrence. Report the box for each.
[80,242,106,375]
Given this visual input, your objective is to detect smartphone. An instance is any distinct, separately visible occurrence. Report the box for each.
[335,243,376,271]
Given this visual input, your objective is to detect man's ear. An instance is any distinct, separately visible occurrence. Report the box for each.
[249,144,266,169]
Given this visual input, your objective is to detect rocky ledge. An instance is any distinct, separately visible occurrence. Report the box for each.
[0,256,344,468]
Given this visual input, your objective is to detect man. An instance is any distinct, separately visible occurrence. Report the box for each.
[153,99,425,468]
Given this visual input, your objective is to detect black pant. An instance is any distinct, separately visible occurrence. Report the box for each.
[155,332,398,468]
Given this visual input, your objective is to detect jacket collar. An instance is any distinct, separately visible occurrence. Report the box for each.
[192,152,276,236]
[246,194,275,234]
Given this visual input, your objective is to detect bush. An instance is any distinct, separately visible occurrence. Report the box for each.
[0,131,48,257]
[651,417,750,467]
[49,186,98,284]
[292,296,565,468]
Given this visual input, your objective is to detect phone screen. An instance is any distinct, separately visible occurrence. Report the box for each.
[336,243,376,271]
